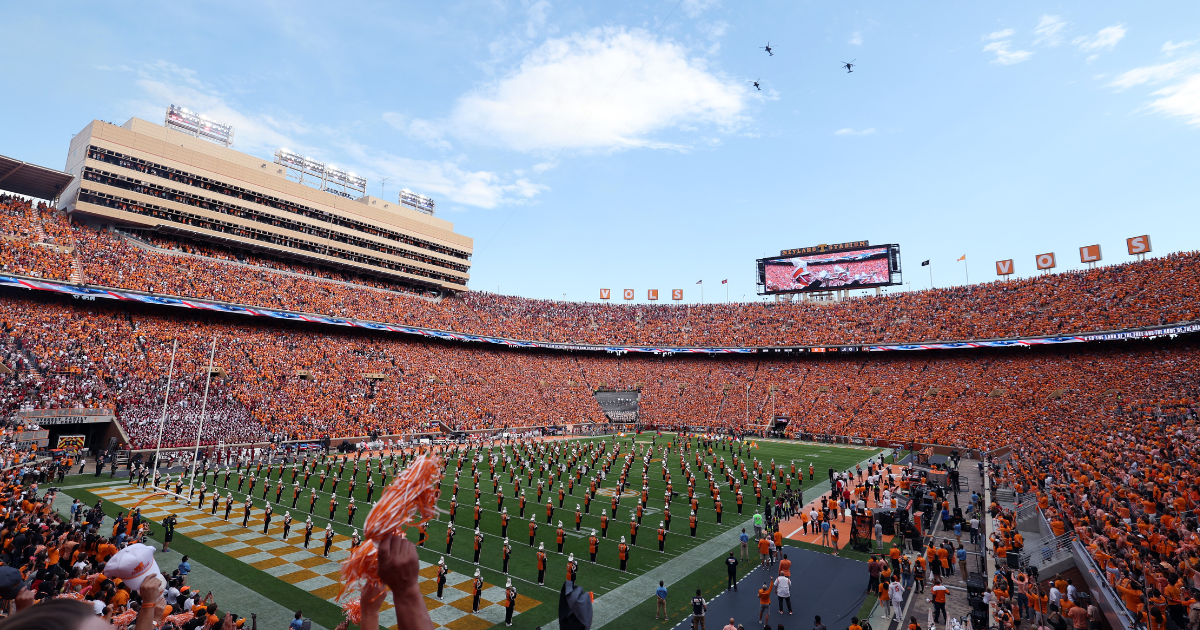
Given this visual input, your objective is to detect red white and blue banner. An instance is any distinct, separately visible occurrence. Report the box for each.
[0,274,1194,356]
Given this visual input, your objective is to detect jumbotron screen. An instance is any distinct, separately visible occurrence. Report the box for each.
[757,244,902,294]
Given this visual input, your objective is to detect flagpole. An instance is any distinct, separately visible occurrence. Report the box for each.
[929,263,934,289]
[964,261,969,285]
[153,338,178,484]
[187,335,218,503]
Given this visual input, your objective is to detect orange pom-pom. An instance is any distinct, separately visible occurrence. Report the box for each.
[338,454,443,604]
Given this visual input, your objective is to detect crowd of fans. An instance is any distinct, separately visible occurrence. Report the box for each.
[985,404,1200,630]
[0,289,1195,452]
[0,197,74,282]
[0,456,282,630]
[3,199,1200,349]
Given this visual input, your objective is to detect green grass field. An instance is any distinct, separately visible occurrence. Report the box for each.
[60,435,881,629]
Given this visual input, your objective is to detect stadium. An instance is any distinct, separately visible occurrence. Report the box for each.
[1,5,1199,630]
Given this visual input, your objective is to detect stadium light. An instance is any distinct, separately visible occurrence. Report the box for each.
[399,189,436,215]
[274,148,367,198]
[165,104,234,147]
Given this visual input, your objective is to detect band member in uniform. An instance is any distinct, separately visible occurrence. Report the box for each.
[435,558,449,600]
[600,513,609,538]
[588,529,599,564]
[565,553,578,582]
[417,522,428,547]
[347,499,357,525]
[630,519,639,545]
[446,524,456,554]
[309,489,318,514]
[303,517,314,549]
[575,504,582,532]
[500,507,510,538]
[224,494,234,521]
[197,484,207,510]
[690,510,698,537]
[473,528,484,564]
[556,521,566,554]
[322,526,335,558]
[504,578,518,627]
[528,517,538,547]
[536,543,547,585]
[292,483,301,509]
[242,499,252,528]
[471,569,484,613]
[474,501,482,529]
[328,496,339,521]
[618,536,629,571]
[282,511,292,540]
[262,504,273,534]
[502,538,512,574]
[210,491,220,515]
[546,500,554,525]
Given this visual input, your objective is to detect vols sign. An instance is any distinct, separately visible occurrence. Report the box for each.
[622,289,634,300]
[1079,245,1102,263]
[647,289,659,300]
[600,289,611,300]
[995,259,1014,276]
[1036,252,1057,270]
[672,289,683,300]
[1127,235,1151,255]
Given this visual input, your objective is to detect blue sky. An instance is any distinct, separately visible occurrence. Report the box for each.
[5,1,1200,303]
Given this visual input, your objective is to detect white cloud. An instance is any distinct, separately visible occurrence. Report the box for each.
[1073,25,1126,52]
[834,128,875,136]
[1108,55,1200,89]
[340,142,546,209]
[443,27,747,154]
[525,0,551,39]
[985,29,1014,41]
[1109,54,1200,127]
[1034,15,1067,47]
[129,61,538,209]
[1146,73,1200,126]
[1163,40,1196,55]
[681,0,720,18]
[983,41,1033,65]
[382,112,453,151]
[848,31,862,46]
[131,61,309,157]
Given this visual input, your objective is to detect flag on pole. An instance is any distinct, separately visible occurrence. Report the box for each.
[957,254,966,262]
[921,260,930,266]
[721,279,728,284]
[696,280,703,284]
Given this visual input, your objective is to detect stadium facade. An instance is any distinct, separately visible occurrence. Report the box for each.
[57,117,473,294]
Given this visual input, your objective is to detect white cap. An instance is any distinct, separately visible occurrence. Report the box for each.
[621,536,626,543]
[438,556,445,565]
[591,529,597,535]
[539,542,545,550]
[104,543,161,591]
[558,521,563,527]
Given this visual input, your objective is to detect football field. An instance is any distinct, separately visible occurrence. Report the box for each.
[59,435,883,630]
